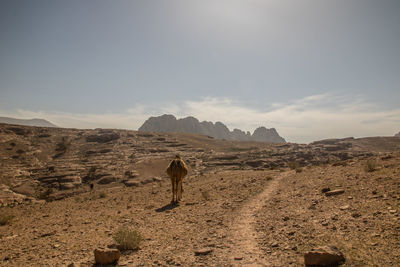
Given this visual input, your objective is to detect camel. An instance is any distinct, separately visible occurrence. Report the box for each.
[166,155,188,204]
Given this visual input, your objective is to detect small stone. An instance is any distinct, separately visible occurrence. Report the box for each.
[94,248,120,264]
[97,176,117,185]
[321,187,331,193]
[325,189,345,196]
[141,179,154,185]
[234,256,243,260]
[271,242,279,247]
[194,248,213,256]
[339,205,350,210]
[287,231,295,236]
[123,180,140,187]
[152,177,162,182]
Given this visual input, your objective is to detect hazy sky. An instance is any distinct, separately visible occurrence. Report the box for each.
[1,0,399,143]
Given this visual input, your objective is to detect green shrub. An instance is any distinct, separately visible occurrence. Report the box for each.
[113,227,142,251]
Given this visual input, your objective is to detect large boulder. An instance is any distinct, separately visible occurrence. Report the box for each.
[304,245,345,266]
[94,248,120,265]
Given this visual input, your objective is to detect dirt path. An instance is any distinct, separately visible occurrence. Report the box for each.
[227,171,292,266]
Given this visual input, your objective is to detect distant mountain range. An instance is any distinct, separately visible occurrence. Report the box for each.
[139,114,286,143]
[0,117,57,128]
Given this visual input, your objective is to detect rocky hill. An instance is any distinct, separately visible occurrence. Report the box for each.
[138,114,286,143]
[395,132,400,137]
[0,117,57,127]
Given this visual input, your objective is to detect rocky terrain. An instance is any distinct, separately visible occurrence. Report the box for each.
[138,114,286,143]
[395,132,400,137]
[0,123,399,266]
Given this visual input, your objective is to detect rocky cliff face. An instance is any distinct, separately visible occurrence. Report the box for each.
[395,132,400,137]
[138,114,286,143]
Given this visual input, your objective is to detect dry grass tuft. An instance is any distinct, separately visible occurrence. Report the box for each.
[287,161,303,173]
[113,227,142,251]
[201,190,211,201]
[364,159,378,172]
[0,214,14,226]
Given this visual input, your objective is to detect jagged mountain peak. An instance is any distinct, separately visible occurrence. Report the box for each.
[138,114,285,143]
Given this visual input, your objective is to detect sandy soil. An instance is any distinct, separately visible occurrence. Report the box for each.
[1,124,399,266]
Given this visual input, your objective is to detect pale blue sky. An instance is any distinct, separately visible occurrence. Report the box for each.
[1,0,399,142]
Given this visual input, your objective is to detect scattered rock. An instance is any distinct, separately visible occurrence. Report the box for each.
[194,248,213,256]
[94,248,120,265]
[124,170,139,178]
[325,189,345,196]
[86,132,120,143]
[271,242,279,247]
[152,177,162,182]
[304,245,345,266]
[321,187,331,193]
[123,180,140,187]
[141,179,154,185]
[97,176,117,185]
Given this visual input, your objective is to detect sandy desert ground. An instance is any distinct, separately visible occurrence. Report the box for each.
[0,123,399,266]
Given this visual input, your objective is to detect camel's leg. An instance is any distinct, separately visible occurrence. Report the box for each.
[175,178,179,203]
[171,177,175,204]
[177,178,183,201]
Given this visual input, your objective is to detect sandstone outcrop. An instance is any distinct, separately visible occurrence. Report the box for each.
[139,114,286,143]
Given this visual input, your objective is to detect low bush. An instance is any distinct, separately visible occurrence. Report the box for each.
[113,227,142,251]
[364,159,378,172]
[287,161,300,170]
[0,214,14,226]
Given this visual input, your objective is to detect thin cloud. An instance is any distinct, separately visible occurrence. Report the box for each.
[1,93,399,143]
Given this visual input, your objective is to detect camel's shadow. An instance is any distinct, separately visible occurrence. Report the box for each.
[155,202,179,212]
